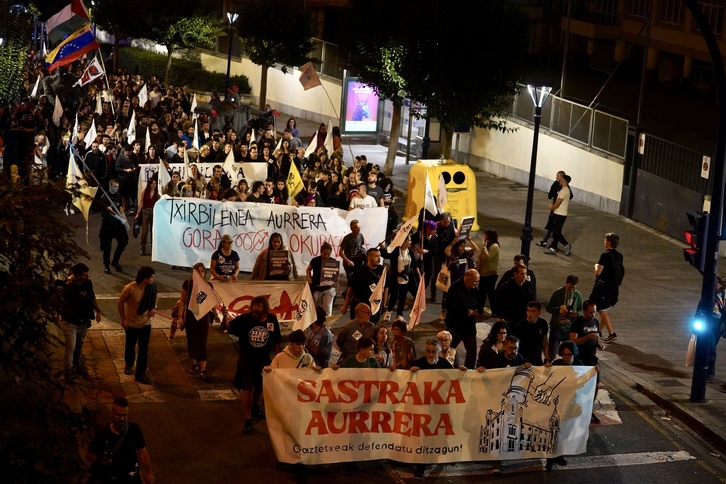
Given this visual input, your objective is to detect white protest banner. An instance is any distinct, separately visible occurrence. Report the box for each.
[264,366,597,465]
[212,281,316,330]
[152,197,388,274]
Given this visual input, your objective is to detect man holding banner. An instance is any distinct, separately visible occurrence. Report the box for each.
[228,295,281,435]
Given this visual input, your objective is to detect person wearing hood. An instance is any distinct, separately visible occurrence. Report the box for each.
[265,330,320,370]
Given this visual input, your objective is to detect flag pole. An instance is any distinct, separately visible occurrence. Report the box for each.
[97,51,115,115]
[69,144,125,221]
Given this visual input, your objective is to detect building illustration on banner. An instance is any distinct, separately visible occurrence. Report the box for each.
[479,367,566,457]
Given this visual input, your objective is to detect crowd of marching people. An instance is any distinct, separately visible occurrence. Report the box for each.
[30,58,627,482]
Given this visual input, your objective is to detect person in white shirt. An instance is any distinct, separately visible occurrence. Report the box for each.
[348,182,377,210]
[544,174,572,256]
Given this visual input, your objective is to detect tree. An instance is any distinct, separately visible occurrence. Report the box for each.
[345,0,530,167]
[236,0,314,110]
[92,0,147,66]
[0,2,37,104]
[0,175,92,481]
[144,1,224,87]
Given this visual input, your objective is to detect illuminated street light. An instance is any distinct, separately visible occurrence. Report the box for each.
[519,83,552,259]
[226,12,239,89]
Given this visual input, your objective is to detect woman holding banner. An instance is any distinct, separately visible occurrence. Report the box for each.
[251,233,298,281]
[179,263,214,382]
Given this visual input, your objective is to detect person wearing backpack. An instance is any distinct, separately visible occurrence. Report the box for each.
[590,232,624,343]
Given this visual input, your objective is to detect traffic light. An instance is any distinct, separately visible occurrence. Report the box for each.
[683,211,709,273]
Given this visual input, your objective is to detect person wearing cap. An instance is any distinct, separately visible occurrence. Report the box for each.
[210,234,240,282]
[304,306,334,368]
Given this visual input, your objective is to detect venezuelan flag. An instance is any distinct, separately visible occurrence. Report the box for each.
[45,24,99,72]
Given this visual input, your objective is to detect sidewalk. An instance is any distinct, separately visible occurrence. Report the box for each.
[320,134,726,454]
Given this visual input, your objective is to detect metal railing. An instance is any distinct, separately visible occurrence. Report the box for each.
[511,85,629,160]
[641,134,710,193]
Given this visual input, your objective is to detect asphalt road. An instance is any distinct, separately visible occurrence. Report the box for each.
[64,204,726,483]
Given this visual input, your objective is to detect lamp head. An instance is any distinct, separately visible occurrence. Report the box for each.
[527,83,552,108]
[227,12,239,24]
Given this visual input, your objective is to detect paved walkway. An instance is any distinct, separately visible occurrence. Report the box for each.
[280,110,726,454]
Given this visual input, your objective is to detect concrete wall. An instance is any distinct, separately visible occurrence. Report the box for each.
[200,51,342,130]
[456,119,625,215]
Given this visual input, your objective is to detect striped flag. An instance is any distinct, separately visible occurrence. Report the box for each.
[45,24,100,72]
[41,0,90,46]
[369,266,387,316]
[189,270,221,321]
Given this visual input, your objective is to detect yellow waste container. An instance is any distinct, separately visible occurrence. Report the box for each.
[403,159,479,231]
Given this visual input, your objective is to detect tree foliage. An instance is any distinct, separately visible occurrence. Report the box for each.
[0,175,91,481]
[144,0,224,86]
[91,0,147,63]
[345,0,530,159]
[0,2,38,104]
[236,0,314,109]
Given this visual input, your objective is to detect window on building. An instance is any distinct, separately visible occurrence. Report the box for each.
[627,0,649,18]
[695,1,724,35]
[660,0,684,25]
[596,0,619,24]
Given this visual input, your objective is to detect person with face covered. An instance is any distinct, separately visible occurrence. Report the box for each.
[228,295,281,435]
[99,179,129,274]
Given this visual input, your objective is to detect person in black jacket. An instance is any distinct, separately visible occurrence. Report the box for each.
[61,263,102,378]
[444,269,483,368]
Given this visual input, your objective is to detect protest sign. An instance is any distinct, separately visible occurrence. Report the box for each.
[458,216,475,240]
[152,197,388,273]
[269,250,291,277]
[319,259,340,287]
[264,365,597,465]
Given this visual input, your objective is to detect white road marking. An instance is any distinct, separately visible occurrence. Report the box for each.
[395,451,696,478]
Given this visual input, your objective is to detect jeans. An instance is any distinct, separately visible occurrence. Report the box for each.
[63,321,88,370]
[548,214,569,250]
[313,287,336,316]
[448,329,478,369]
[125,325,152,378]
[139,207,154,250]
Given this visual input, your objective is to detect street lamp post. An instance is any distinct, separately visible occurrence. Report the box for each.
[520,83,552,260]
[225,12,239,89]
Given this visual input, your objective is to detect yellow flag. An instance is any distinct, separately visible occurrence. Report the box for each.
[286,161,305,201]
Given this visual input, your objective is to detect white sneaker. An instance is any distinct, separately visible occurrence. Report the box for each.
[383,311,392,322]
[69,208,75,215]
[544,248,557,255]
[564,244,572,256]
[394,315,405,323]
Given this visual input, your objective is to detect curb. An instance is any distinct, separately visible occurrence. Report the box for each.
[600,357,726,456]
